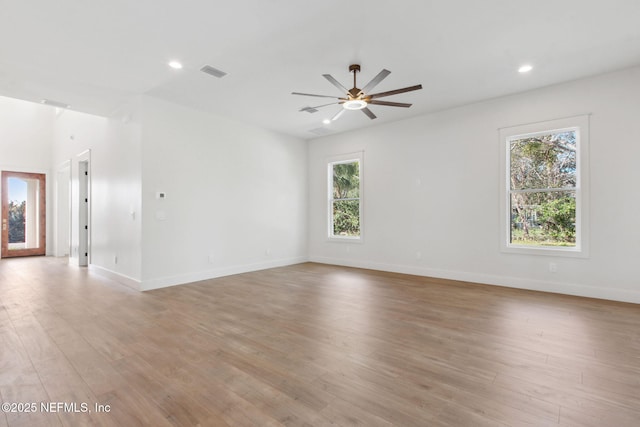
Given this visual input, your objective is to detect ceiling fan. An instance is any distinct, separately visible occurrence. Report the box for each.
[292,64,422,121]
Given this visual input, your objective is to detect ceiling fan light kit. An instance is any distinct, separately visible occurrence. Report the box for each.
[293,64,422,120]
[343,99,367,110]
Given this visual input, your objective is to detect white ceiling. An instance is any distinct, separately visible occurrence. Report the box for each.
[1,1,639,139]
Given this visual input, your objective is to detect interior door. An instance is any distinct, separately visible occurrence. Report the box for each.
[1,171,46,257]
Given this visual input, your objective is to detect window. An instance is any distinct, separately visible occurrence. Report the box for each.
[328,153,362,240]
[500,116,589,256]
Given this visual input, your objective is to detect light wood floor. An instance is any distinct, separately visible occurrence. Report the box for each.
[1,257,639,426]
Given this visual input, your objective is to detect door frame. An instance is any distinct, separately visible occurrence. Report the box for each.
[1,170,46,257]
[78,159,90,266]
[70,149,91,267]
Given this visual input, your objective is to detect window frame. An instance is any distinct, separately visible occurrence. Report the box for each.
[327,151,363,242]
[499,115,589,258]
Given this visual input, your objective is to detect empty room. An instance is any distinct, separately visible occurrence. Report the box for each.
[1,1,639,426]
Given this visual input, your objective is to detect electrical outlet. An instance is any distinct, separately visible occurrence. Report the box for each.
[208,255,215,264]
[549,263,558,273]
[416,251,422,260]
[114,255,118,264]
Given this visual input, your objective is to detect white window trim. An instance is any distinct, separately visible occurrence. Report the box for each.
[327,151,364,242]
[499,115,590,258]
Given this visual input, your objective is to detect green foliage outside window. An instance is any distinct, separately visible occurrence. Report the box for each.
[8,200,26,243]
[510,131,577,246]
[331,161,360,237]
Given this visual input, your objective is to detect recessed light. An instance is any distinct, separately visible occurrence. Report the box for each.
[518,64,533,73]
[168,61,183,70]
[322,119,331,125]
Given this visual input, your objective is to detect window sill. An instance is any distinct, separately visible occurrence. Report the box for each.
[327,236,363,243]
[502,244,587,258]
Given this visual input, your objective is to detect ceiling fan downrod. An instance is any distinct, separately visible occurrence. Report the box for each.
[348,64,362,98]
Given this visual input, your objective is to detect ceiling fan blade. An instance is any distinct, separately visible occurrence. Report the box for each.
[309,102,339,109]
[292,92,339,99]
[361,69,391,94]
[299,102,339,113]
[368,100,412,108]
[331,108,345,121]
[369,84,423,99]
[361,107,377,120]
[322,74,349,94]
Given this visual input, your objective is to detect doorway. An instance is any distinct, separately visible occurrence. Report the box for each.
[1,171,46,257]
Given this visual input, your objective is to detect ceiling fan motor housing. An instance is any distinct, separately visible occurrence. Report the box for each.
[348,88,363,99]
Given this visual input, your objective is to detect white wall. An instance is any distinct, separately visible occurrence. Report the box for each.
[308,66,640,304]
[54,162,70,257]
[0,96,53,170]
[139,96,308,290]
[0,96,54,255]
[51,101,142,285]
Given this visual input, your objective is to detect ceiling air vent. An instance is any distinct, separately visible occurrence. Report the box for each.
[200,65,227,78]
[41,99,70,109]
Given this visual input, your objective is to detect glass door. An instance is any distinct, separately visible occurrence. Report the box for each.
[1,171,46,257]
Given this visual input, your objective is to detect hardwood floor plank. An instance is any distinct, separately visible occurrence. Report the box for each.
[0,369,61,427]
[444,385,559,426]
[0,327,33,384]
[318,397,394,427]
[559,404,640,427]
[96,389,180,427]
[0,319,62,427]
[494,372,640,424]
[313,371,444,425]
[431,401,513,427]
[214,349,331,413]
[0,305,10,330]
[209,371,322,427]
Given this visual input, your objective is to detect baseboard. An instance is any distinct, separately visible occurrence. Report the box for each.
[87,254,640,304]
[89,264,142,291]
[140,256,309,291]
[309,256,640,305]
